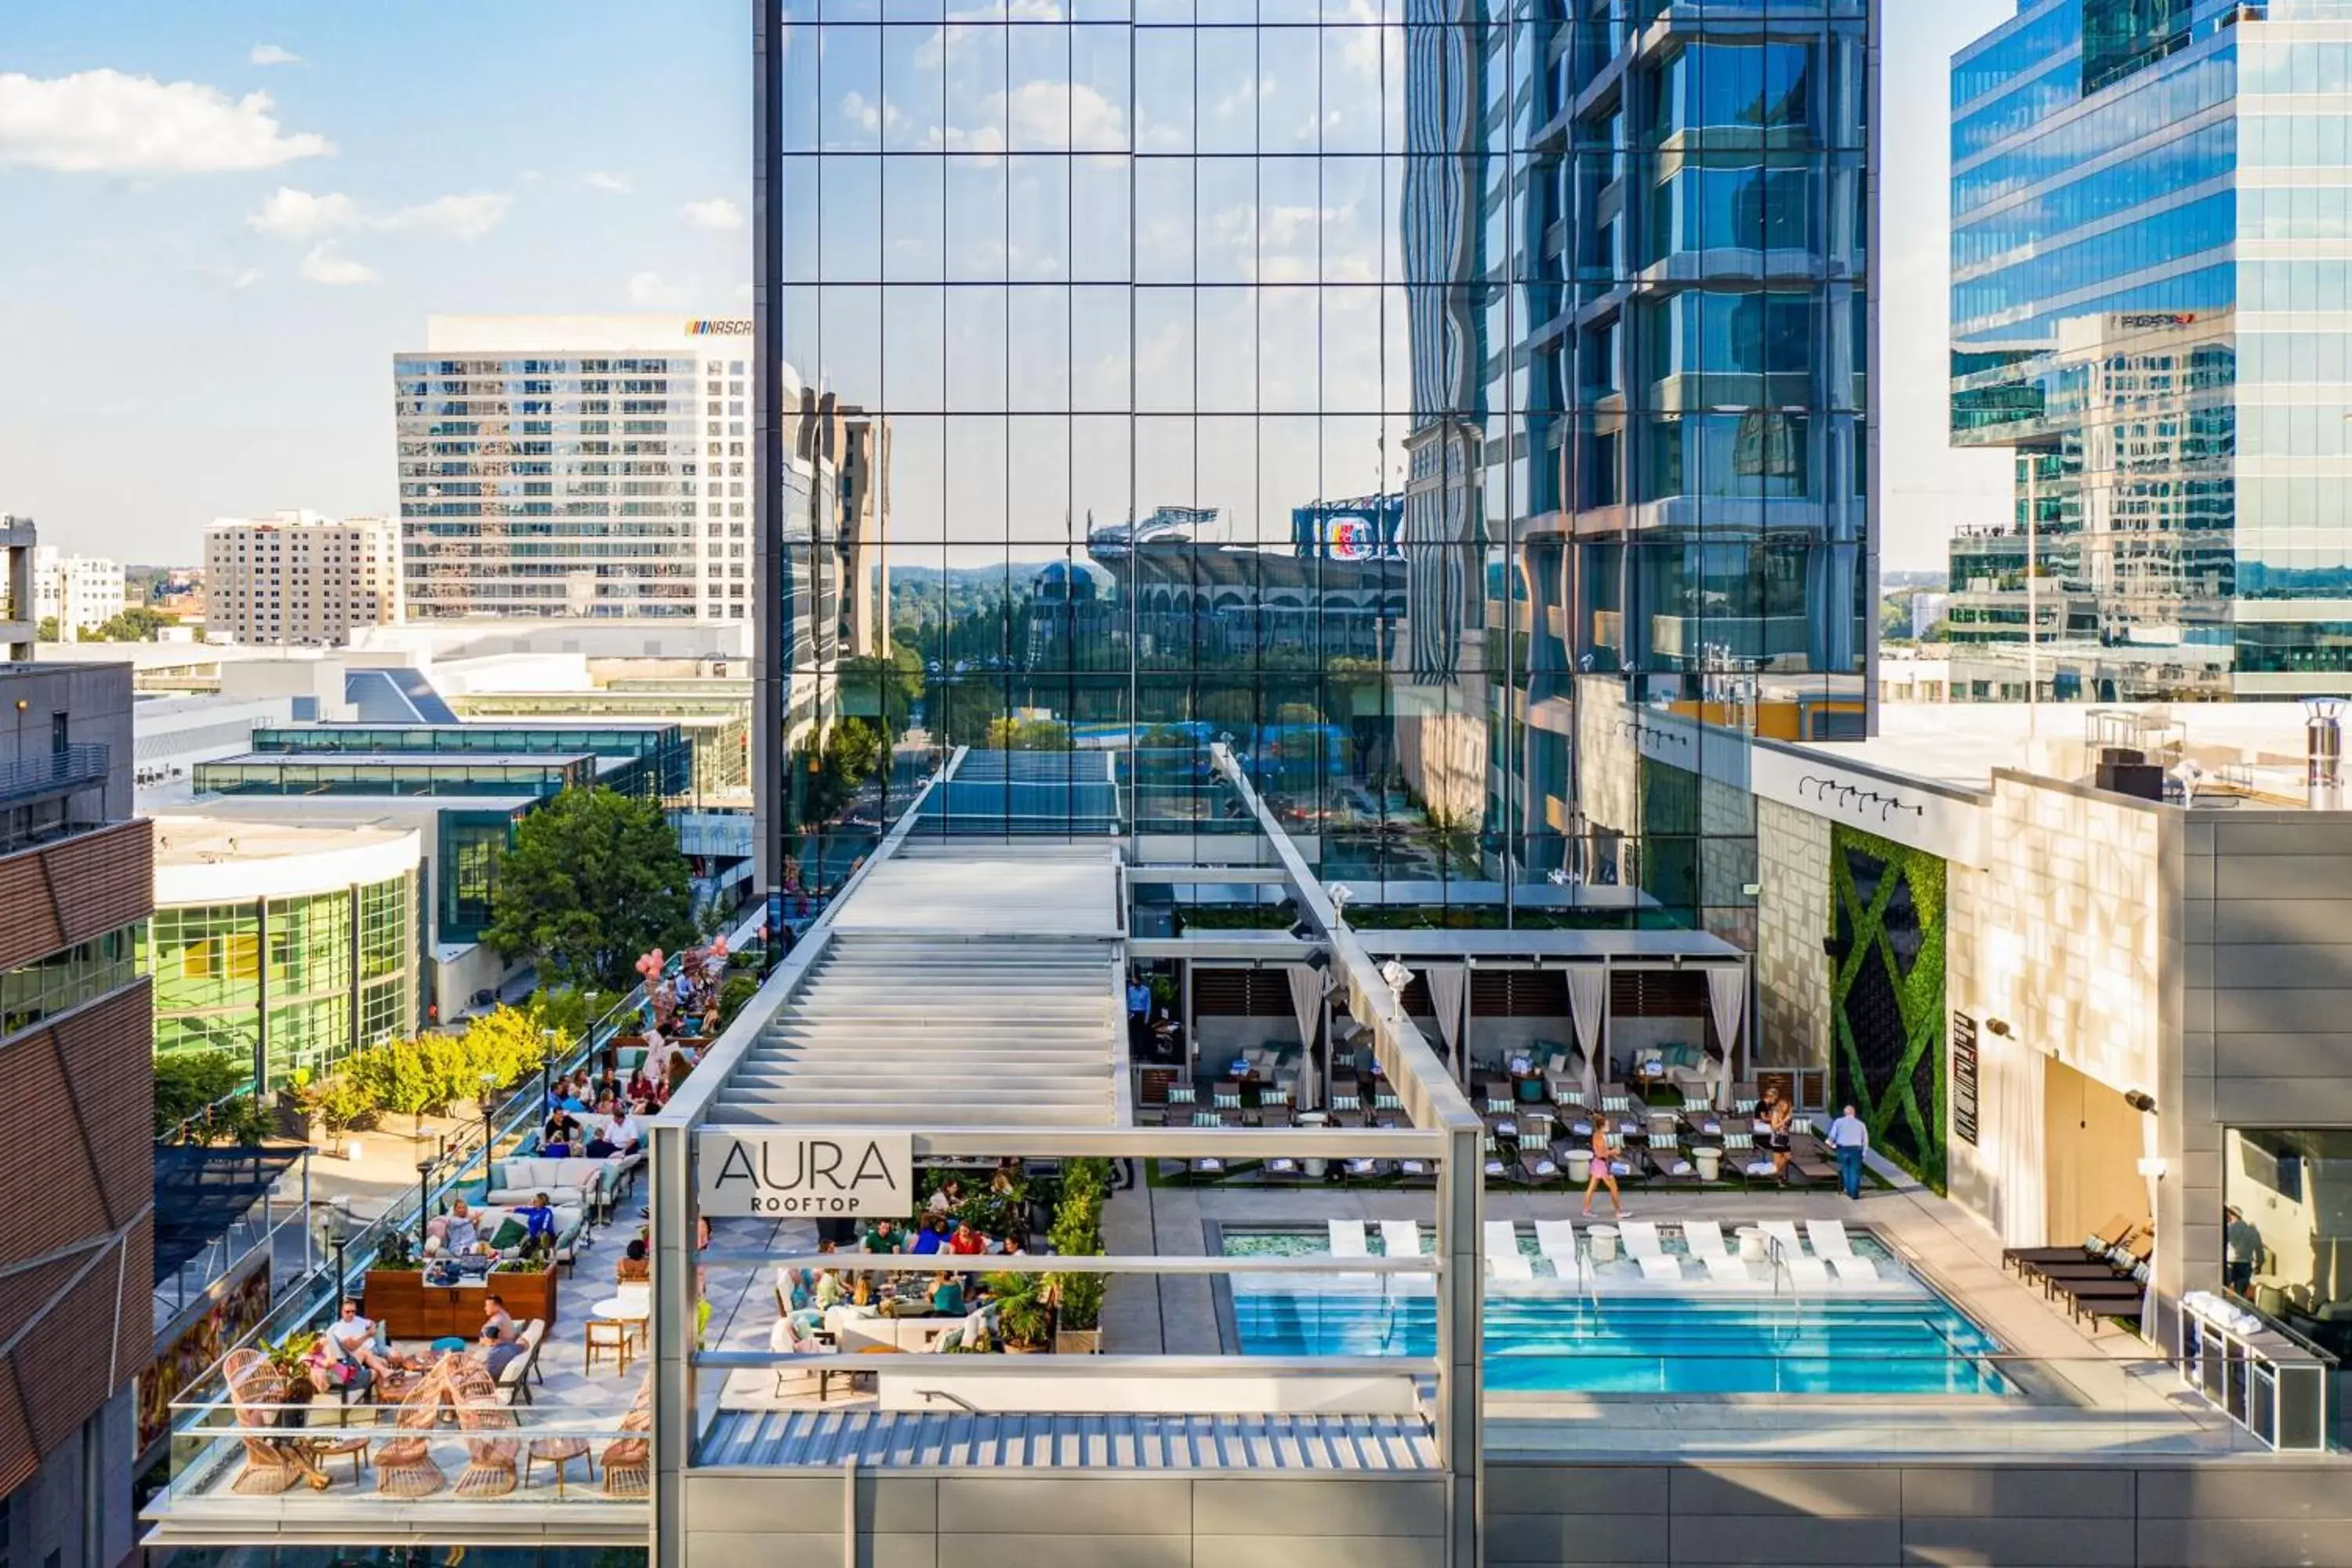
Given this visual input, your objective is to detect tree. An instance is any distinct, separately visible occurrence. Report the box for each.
[485,786,699,993]
[838,650,922,741]
[83,606,170,643]
[35,615,57,642]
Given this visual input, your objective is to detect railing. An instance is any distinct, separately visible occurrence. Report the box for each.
[161,1392,647,1512]
[154,1160,316,1333]
[0,742,107,804]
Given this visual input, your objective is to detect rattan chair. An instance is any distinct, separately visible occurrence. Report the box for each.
[372,1359,450,1497]
[447,1356,520,1498]
[223,1350,307,1497]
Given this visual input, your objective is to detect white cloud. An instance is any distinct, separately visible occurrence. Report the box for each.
[379,191,510,240]
[249,43,302,67]
[838,91,909,140]
[247,186,360,238]
[682,197,745,232]
[626,270,685,306]
[0,69,332,173]
[298,242,376,285]
[916,0,1059,70]
[228,267,263,289]
[247,187,511,241]
[583,170,631,194]
[1001,81,1124,151]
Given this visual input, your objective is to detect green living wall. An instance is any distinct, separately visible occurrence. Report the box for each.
[1828,824,1947,1191]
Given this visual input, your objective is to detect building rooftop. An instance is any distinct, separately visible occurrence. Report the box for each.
[151,814,416,866]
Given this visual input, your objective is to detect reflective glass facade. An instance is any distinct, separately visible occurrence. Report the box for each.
[1950,0,2352,699]
[149,873,416,1087]
[757,0,1874,931]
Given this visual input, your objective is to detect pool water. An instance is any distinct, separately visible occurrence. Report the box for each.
[1225,1228,2011,1397]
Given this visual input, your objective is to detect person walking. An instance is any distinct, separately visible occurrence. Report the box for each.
[1826,1103,1870,1200]
[1581,1121,1628,1221]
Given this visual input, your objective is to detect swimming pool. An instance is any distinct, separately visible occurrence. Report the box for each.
[1223,1225,2011,1397]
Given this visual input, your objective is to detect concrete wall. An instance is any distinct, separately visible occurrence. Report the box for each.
[1486,1458,2352,1567]
[682,1470,1450,1568]
[1755,797,1831,1071]
[1,659,135,820]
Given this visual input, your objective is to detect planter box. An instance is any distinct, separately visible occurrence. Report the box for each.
[362,1264,559,1341]
[1053,1329,1102,1356]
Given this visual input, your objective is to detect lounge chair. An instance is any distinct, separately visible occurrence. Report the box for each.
[373,1360,450,1498]
[1784,1257,1831,1289]
[1517,1145,1563,1186]
[1702,1254,1752,1287]
[1483,1220,1532,1279]
[1635,1254,1682,1284]
[1828,1255,1879,1284]
[1759,1221,1803,1262]
[1330,1219,1370,1257]
[1380,1220,1421,1259]
[1338,1156,1388,1181]
[1483,1134,1512,1185]
[1259,1153,1303,1183]
[1396,1157,1437,1188]
[1618,1221,1665,1258]
[1534,1219,1579,1276]
[2032,1232,2152,1296]
[1806,1219,1857,1258]
[2002,1214,2133,1276]
[1680,1220,1730,1260]
[1644,1133,1700,1185]
[1722,1131,1777,1184]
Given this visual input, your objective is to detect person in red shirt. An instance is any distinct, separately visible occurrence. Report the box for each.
[946,1221,988,1257]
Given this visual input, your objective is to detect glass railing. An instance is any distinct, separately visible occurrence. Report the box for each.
[162,1388,648,1510]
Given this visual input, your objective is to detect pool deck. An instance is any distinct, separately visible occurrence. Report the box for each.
[1112,1170,2258,1459]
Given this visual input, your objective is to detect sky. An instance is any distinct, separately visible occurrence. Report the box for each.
[0,1,2013,570]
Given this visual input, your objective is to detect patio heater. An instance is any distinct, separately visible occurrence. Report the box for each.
[2305,699,2343,811]
[540,1028,561,1116]
[414,1155,436,1252]
[479,1072,500,1167]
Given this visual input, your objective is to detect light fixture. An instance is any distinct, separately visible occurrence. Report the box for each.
[1986,1018,2012,1037]
[1378,959,1411,992]
[2125,1089,2158,1115]
[1327,883,1356,912]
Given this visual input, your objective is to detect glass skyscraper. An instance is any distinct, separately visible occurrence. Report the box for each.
[1951,0,2352,701]
[757,0,1875,935]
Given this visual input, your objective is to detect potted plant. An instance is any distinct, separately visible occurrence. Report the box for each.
[1047,1157,1110,1354]
[984,1272,1051,1353]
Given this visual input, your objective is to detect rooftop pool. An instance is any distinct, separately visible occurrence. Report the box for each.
[1223,1221,2013,1398]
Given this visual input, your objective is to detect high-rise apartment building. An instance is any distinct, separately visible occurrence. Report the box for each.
[394,316,759,622]
[202,510,399,646]
[0,659,153,1568]
[32,546,125,637]
[755,0,1876,937]
[1951,0,2352,700]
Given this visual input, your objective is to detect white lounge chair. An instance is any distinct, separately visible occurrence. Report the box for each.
[1329,1220,1370,1257]
[1618,1220,1665,1258]
[1680,1221,1730,1259]
[1635,1254,1682,1284]
[1806,1219,1857,1258]
[1534,1218,1578,1265]
[1702,1254,1752,1286]
[1785,1256,1831,1288]
[1379,1220,1421,1259]
[1828,1255,1879,1283]
[1759,1221,1804,1261]
[1484,1220,1532,1279]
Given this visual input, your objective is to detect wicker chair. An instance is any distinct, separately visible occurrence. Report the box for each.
[223,1349,307,1496]
[600,1407,650,1498]
[446,1356,520,1498]
[372,1359,450,1498]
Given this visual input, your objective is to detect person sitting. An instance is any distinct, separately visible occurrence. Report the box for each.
[321,1298,393,1378]
[927,1178,964,1216]
[930,1270,965,1316]
[947,1220,988,1258]
[473,1323,523,1381]
[604,1105,644,1156]
[481,1293,517,1342]
[1000,1232,1029,1258]
[862,1218,905,1254]
[434,1200,488,1258]
[554,1079,590,1114]
[909,1216,946,1256]
[616,1238,652,1283]
[542,1112,581,1157]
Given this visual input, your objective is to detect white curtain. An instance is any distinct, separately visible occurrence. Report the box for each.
[1987,1030,2047,1247]
[1566,964,1607,1103]
[1285,964,1325,1107]
[1422,964,1468,1077]
[1705,965,1747,1108]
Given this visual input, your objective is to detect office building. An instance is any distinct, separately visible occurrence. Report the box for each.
[148,815,422,1084]
[1951,0,2352,699]
[1,515,33,658]
[0,659,151,1568]
[395,315,765,623]
[33,545,125,637]
[203,510,399,646]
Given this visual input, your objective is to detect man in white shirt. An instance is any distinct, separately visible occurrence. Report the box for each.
[1825,1105,1870,1200]
[322,1298,391,1377]
[606,1106,644,1155]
